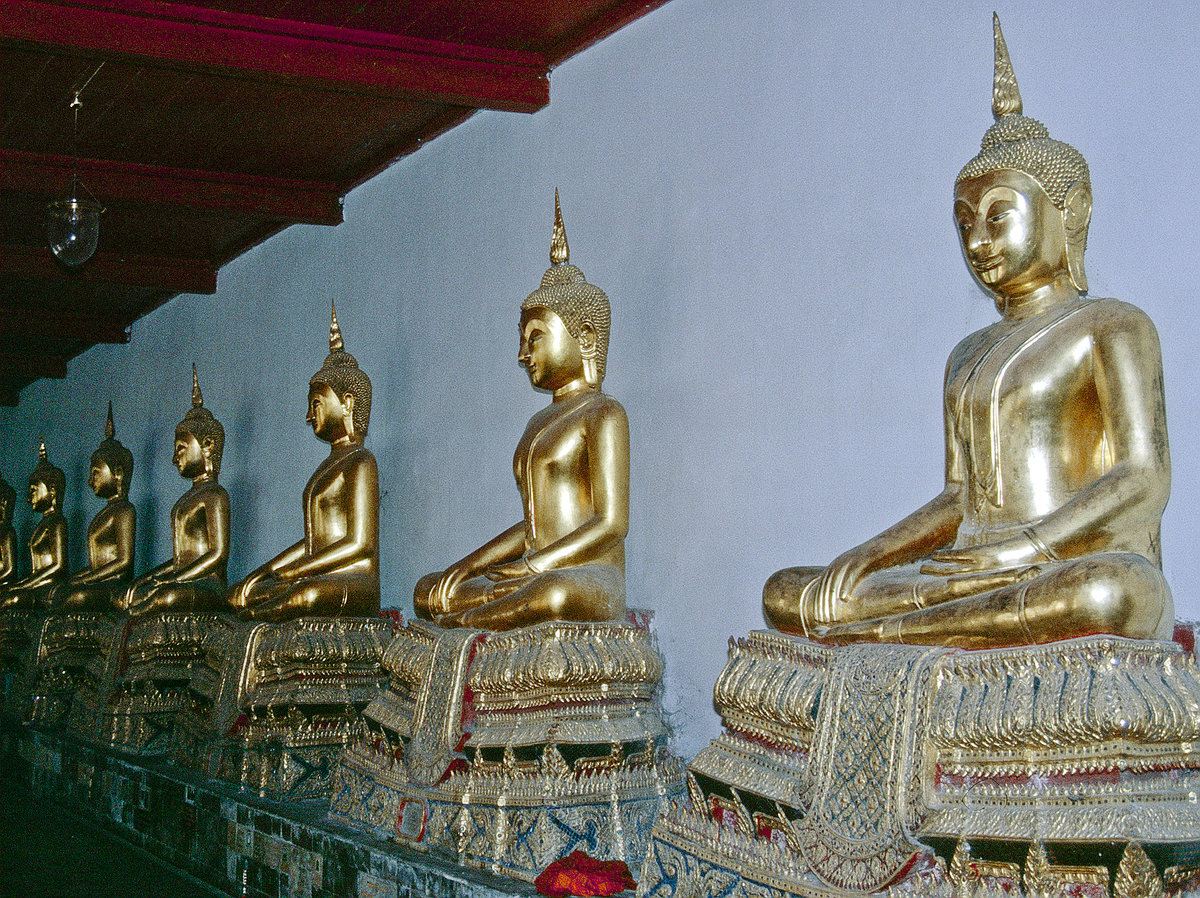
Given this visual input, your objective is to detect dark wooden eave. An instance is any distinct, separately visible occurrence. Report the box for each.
[0,0,671,405]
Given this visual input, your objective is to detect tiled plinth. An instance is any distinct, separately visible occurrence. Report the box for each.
[5,727,535,898]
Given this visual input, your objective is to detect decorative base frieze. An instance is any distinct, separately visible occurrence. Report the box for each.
[331,615,685,883]
[182,615,394,800]
[638,628,1200,898]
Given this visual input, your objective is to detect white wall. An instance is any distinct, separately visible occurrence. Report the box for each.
[3,0,1198,758]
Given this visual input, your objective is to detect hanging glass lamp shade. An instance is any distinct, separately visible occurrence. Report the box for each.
[47,197,102,267]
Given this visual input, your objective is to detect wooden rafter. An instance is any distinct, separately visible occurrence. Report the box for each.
[2,245,217,295]
[0,0,550,113]
[0,352,67,379]
[0,304,129,344]
[1,151,344,227]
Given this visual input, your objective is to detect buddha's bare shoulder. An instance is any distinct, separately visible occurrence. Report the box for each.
[1078,297,1161,343]
[582,392,628,426]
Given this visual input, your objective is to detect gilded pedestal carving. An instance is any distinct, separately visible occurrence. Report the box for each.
[331,614,684,881]
[639,629,1200,898]
[25,611,120,730]
[185,615,394,799]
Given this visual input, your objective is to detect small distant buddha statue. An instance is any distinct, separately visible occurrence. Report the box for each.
[51,404,136,611]
[415,191,629,630]
[123,366,230,615]
[228,305,379,621]
[0,442,68,610]
[0,474,16,588]
[763,17,1172,649]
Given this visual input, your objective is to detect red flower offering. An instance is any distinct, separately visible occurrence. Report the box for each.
[534,850,637,897]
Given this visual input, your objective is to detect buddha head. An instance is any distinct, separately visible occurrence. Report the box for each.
[0,474,15,527]
[521,191,611,389]
[90,402,134,499]
[29,440,65,513]
[175,364,225,479]
[955,16,1092,296]
[309,303,371,443]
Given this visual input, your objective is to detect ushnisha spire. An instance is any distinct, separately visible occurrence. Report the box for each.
[991,13,1022,120]
[192,362,204,408]
[550,188,569,266]
[105,400,115,440]
[38,439,47,462]
[330,300,345,353]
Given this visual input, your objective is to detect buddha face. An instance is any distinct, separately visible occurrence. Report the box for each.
[28,478,51,512]
[306,382,353,443]
[173,431,206,479]
[954,169,1068,301]
[519,307,585,393]
[89,458,118,499]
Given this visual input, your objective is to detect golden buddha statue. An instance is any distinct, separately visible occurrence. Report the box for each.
[0,474,16,588]
[763,17,1172,650]
[0,442,68,610]
[414,191,629,630]
[228,305,379,621]
[123,367,230,614]
[51,404,136,611]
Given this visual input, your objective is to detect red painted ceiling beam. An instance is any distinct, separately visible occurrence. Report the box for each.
[2,244,217,295]
[0,0,550,113]
[0,352,68,380]
[1,150,344,227]
[0,304,130,344]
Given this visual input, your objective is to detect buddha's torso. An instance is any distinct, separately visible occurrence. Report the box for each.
[513,391,624,566]
[302,445,377,573]
[945,297,1160,560]
[0,527,15,582]
[86,499,133,570]
[172,482,227,572]
[29,512,66,574]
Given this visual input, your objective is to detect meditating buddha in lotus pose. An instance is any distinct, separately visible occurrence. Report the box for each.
[415,192,629,630]
[52,403,136,611]
[228,305,379,621]
[0,442,68,610]
[123,366,230,615]
[763,18,1172,648]
[0,474,16,588]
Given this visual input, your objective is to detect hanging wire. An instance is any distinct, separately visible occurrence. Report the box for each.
[67,61,105,206]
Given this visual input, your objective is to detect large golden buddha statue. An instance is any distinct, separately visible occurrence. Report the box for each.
[414,191,629,630]
[0,474,16,588]
[763,19,1171,649]
[52,404,136,611]
[0,442,68,610]
[123,367,229,614]
[228,306,379,621]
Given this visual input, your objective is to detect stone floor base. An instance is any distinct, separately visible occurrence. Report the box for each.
[4,726,538,898]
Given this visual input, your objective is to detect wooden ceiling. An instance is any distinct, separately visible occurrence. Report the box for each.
[1,0,670,405]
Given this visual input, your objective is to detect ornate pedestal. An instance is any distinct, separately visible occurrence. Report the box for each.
[73,612,230,754]
[25,611,120,730]
[639,628,1200,898]
[331,615,685,883]
[0,609,44,721]
[185,616,394,800]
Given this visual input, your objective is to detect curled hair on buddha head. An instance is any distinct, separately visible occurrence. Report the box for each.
[30,439,65,503]
[520,190,612,387]
[957,15,1093,291]
[310,302,371,439]
[177,364,225,474]
[0,474,15,523]
[91,401,134,496]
